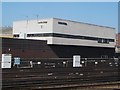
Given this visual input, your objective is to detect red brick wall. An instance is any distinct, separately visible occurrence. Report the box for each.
[116,33,120,46]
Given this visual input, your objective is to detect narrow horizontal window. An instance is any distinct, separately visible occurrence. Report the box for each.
[14,34,19,37]
[38,21,47,24]
[27,33,114,43]
[98,39,109,44]
[27,33,53,37]
[98,39,102,43]
[58,22,67,25]
[103,39,109,44]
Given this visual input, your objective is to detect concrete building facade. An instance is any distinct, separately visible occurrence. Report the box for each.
[13,18,116,58]
[13,18,115,48]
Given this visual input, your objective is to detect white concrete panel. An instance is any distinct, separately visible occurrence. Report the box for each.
[52,37,115,48]
[13,18,53,38]
[26,37,53,44]
[53,18,115,39]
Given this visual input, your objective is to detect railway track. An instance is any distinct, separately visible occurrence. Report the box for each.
[1,58,120,89]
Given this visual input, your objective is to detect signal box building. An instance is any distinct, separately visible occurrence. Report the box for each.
[8,18,116,58]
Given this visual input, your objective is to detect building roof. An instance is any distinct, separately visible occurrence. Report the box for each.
[13,18,115,29]
[53,18,115,29]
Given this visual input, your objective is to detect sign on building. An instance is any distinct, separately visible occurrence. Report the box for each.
[73,55,82,67]
[13,57,20,67]
[1,54,12,68]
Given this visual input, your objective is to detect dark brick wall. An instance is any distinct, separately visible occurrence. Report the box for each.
[2,38,57,58]
[49,45,115,58]
[1,38,115,58]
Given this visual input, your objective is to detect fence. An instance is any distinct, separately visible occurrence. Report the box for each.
[9,57,119,69]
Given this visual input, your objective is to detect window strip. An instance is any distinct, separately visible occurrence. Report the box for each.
[27,33,114,42]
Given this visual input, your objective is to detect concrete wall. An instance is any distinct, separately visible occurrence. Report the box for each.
[52,37,114,48]
[13,18,53,38]
[52,18,115,48]
[53,18,115,39]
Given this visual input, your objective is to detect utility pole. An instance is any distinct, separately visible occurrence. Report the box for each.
[36,15,39,22]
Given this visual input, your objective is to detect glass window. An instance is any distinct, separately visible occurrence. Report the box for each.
[58,22,67,25]
[38,21,47,24]
[14,34,19,37]
[98,39,102,43]
[103,39,109,44]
